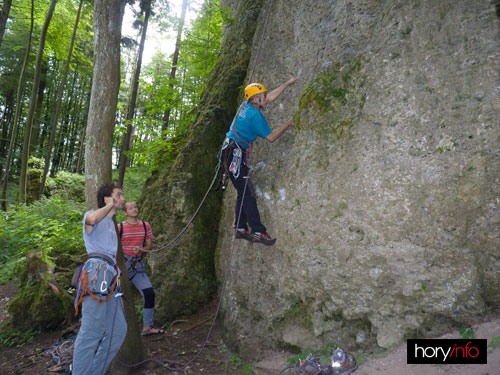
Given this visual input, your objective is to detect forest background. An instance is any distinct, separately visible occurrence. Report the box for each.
[0,0,226,348]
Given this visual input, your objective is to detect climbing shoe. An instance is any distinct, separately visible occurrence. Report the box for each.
[235,229,255,242]
[251,232,276,246]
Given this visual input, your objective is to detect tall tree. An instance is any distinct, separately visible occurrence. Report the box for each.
[117,0,152,187]
[0,0,34,210]
[30,60,48,152]
[51,69,77,175]
[85,1,145,370]
[39,0,83,196]
[0,0,12,49]
[0,88,14,156]
[85,0,122,207]
[161,0,188,135]
[76,90,91,174]
[18,0,58,203]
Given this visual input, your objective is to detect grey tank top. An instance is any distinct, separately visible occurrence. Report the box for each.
[83,211,118,259]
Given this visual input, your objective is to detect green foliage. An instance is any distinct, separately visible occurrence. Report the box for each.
[458,327,475,340]
[0,325,39,348]
[125,0,223,172]
[489,336,500,350]
[112,166,150,203]
[222,352,254,374]
[286,343,337,365]
[28,156,45,169]
[46,171,85,202]
[135,303,144,322]
[230,353,243,367]
[0,198,84,284]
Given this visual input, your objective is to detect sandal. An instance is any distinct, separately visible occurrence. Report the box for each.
[141,327,164,336]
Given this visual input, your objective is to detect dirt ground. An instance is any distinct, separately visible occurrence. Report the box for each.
[1,282,500,375]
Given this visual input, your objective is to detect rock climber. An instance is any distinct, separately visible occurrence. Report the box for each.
[220,77,298,245]
[72,184,127,375]
[118,201,163,336]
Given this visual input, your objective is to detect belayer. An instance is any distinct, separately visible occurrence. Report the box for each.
[220,77,297,245]
[118,201,164,336]
[72,184,127,375]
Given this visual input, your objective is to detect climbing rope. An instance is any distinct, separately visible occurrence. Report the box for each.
[42,336,75,373]
[114,0,275,369]
[116,171,251,372]
[139,160,221,254]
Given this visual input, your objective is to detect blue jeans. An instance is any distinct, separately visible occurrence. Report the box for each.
[126,257,155,327]
[224,143,266,233]
[72,295,127,375]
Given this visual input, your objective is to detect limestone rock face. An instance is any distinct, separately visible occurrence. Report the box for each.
[215,0,500,357]
[140,0,265,320]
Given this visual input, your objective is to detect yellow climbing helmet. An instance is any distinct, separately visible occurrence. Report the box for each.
[244,83,267,100]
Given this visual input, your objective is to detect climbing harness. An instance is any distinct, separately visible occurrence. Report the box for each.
[123,253,145,280]
[229,145,243,177]
[280,350,358,375]
[74,253,121,316]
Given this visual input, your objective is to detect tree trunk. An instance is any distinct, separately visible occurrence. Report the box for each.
[0,88,14,157]
[38,83,53,156]
[30,60,48,153]
[161,0,188,135]
[39,0,82,194]
[0,0,12,50]
[64,95,84,171]
[0,88,14,184]
[85,0,123,208]
[18,0,58,203]
[76,91,91,174]
[117,0,152,187]
[86,2,145,372]
[64,89,85,171]
[111,217,145,374]
[0,0,34,210]
[51,69,77,176]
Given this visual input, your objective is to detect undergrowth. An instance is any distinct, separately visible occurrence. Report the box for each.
[0,325,39,347]
[0,198,84,284]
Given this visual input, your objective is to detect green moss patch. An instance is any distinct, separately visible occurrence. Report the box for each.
[294,56,366,142]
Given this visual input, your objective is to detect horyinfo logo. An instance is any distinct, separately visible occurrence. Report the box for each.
[407,339,487,364]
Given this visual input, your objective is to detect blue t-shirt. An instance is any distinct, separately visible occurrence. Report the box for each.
[83,211,118,258]
[226,102,272,150]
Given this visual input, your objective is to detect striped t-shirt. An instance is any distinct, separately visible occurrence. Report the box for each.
[118,221,153,257]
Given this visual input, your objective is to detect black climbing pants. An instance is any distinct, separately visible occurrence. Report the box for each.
[223,143,266,233]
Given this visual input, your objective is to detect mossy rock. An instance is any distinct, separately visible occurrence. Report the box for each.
[26,168,42,203]
[8,288,33,331]
[8,282,74,331]
[294,56,366,142]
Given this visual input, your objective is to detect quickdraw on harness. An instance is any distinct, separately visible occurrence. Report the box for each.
[74,253,121,316]
[280,350,358,375]
[218,100,254,187]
